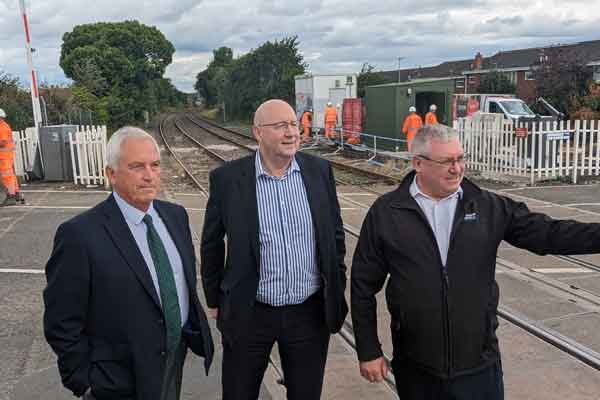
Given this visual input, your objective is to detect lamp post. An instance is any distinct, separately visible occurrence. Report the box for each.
[397,57,405,83]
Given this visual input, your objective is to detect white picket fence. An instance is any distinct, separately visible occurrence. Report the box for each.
[69,126,108,187]
[455,115,600,184]
[12,128,38,178]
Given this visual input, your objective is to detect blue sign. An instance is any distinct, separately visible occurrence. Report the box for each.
[546,131,570,141]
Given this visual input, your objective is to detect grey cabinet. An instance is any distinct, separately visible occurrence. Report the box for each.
[38,125,78,181]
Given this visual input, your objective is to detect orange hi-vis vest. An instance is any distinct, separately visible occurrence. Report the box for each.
[301,111,312,127]
[0,119,19,195]
[325,106,337,123]
[425,112,438,125]
[0,120,15,160]
[402,113,423,143]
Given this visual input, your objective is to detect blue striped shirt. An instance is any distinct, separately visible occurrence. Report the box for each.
[255,152,320,306]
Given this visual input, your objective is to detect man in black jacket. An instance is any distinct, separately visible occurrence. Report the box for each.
[44,127,213,400]
[351,124,600,400]
[201,99,347,399]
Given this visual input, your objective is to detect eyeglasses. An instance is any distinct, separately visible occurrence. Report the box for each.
[258,121,299,131]
[417,154,469,167]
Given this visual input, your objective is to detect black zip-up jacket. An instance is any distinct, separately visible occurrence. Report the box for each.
[351,171,600,378]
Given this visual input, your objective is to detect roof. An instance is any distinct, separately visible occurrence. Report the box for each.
[380,39,600,81]
[468,39,600,73]
[369,76,463,88]
[295,73,357,79]
[381,59,471,82]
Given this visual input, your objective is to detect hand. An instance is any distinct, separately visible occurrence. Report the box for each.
[359,357,389,383]
[208,307,218,319]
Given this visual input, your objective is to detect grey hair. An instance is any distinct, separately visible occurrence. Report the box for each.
[410,124,459,157]
[106,126,160,170]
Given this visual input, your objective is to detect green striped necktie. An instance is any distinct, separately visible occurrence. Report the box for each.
[143,214,182,353]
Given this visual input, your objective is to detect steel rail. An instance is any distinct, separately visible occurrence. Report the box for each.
[158,115,209,196]
[187,114,402,185]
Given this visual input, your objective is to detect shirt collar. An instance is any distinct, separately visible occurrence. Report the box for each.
[113,191,156,226]
[255,151,300,179]
[410,175,463,202]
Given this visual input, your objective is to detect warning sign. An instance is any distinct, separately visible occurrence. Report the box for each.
[514,127,528,138]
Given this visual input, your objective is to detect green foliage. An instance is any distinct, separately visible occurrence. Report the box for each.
[533,47,593,116]
[195,46,234,106]
[60,20,183,128]
[61,20,173,85]
[71,59,108,97]
[478,71,516,94]
[569,83,600,119]
[357,63,387,98]
[39,84,74,125]
[0,72,33,130]
[214,37,306,120]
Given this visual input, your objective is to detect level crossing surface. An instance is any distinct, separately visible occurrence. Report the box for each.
[2,182,600,399]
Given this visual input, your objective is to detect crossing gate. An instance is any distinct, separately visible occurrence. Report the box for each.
[12,128,38,178]
[454,115,600,184]
[68,126,108,187]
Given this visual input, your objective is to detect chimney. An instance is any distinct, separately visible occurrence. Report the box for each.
[473,52,483,70]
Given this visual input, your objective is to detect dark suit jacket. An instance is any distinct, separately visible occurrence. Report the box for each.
[201,152,348,344]
[43,195,214,400]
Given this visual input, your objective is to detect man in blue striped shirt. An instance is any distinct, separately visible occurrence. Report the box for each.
[201,99,348,400]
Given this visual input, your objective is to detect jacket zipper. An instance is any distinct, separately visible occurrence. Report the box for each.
[442,267,452,377]
[410,206,454,376]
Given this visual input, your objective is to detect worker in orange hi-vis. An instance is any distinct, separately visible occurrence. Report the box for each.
[0,108,23,206]
[425,104,439,125]
[402,106,423,151]
[324,102,337,140]
[301,108,312,142]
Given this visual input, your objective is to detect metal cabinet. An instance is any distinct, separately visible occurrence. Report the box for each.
[38,125,78,181]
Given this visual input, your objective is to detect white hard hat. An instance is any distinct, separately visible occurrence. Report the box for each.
[409,106,416,113]
[430,104,437,111]
[336,103,341,108]
[0,109,5,118]
[327,101,332,106]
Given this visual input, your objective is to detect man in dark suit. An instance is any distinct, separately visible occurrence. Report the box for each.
[44,126,213,400]
[201,99,347,400]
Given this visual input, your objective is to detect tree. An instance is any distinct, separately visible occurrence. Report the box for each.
[60,20,182,128]
[357,63,387,98]
[71,59,108,97]
[221,37,306,120]
[194,46,234,106]
[0,71,33,130]
[478,71,516,94]
[570,82,600,120]
[39,83,75,125]
[195,37,306,120]
[61,21,174,86]
[533,47,593,116]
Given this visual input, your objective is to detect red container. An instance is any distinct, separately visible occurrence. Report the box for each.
[342,98,363,134]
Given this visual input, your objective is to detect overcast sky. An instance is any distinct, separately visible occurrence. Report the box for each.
[1,0,599,93]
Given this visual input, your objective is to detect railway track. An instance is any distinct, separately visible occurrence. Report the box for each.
[187,113,403,185]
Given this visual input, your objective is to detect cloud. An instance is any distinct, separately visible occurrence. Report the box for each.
[1,0,599,93]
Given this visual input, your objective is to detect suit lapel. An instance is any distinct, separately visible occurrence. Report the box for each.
[154,202,196,290]
[238,156,260,269]
[101,195,162,309]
